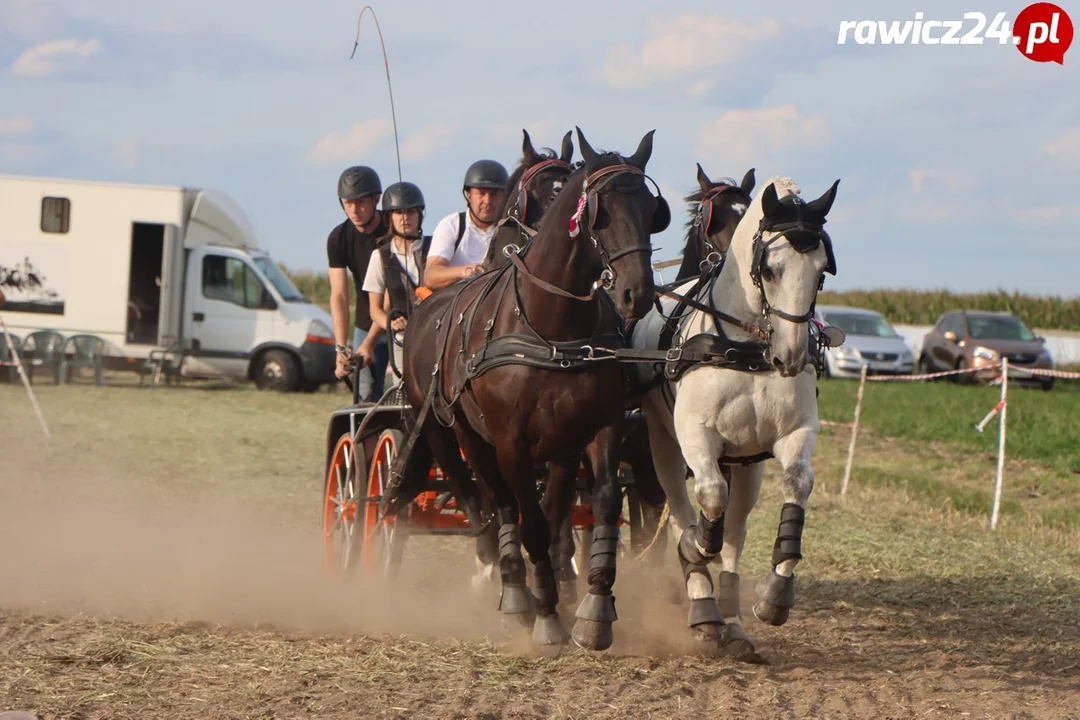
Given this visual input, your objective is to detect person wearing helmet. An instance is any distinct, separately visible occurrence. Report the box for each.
[326,165,390,399]
[360,181,431,388]
[424,159,509,290]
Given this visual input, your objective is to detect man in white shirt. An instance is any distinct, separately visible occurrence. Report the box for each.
[425,159,510,289]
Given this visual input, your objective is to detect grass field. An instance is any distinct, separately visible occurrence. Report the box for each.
[1,380,1079,717]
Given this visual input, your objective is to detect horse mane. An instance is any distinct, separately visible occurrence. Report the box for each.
[675,186,709,280]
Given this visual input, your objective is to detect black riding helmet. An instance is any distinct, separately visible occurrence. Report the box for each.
[381,181,425,212]
[338,165,382,200]
[463,159,509,191]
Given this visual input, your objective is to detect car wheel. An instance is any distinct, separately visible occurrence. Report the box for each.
[256,349,300,392]
[918,354,933,378]
[1041,378,1054,392]
[954,358,972,385]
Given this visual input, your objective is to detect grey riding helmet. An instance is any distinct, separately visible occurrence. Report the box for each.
[463,159,509,191]
[338,165,382,200]
[381,182,425,214]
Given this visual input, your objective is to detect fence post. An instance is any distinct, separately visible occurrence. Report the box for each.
[840,364,868,498]
[1,315,52,439]
[990,358,1009,531]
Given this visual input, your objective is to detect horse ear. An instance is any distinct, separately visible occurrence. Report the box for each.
[807,179,841,217]
[559,130,574,164]
[741,168,756,194]
[576,126,598,167]
[522,129,539,165]
[761,182,781,218]
[626,129,655,170]
[696,163,712,193]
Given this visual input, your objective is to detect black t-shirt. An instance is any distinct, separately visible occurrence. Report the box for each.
[327,215,387,332]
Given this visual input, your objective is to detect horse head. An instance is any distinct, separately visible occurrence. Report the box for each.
[483,129,575,269]
[676,164,755,281]
[574,126,667,318]
[740,177,840,377]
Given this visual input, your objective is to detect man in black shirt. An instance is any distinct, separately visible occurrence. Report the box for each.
[326,165,389,400]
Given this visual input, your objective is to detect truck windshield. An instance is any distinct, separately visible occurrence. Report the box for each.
[253,256,306,302]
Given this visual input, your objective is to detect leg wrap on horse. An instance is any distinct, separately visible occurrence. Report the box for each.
[716,571,740,620]
[688,597,725,629]
[677,529,714,592]
[498,523,526,580]
[771,503,805,567]
[530,559,558,616]
[587,524,619,588]
[696,509,725,557]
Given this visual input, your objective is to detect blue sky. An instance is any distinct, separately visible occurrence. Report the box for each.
[2,0,1078,296]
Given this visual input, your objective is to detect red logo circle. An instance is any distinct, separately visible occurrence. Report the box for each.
[1013,2,1074,64]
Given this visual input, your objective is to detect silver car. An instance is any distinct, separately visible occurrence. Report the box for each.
[814,305,915,378]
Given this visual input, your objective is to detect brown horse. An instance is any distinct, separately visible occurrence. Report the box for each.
[394,127,668,653]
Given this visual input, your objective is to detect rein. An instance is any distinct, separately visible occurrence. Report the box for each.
[656,286,769,342]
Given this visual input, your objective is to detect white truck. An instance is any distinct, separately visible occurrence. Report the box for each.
[0,173,337,391]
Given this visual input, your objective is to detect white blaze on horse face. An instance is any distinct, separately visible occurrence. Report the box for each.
[760,238,828,377]
[730,202,747,216]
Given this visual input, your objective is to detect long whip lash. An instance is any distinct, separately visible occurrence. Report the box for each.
[350,6,403,185]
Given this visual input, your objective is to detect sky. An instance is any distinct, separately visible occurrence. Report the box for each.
[2,0,1079,297]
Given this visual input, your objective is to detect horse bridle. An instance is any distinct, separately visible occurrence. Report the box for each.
[501,158,574,246]
[570,163,669,289]
[693,181,751,271]
[749,201,836,335]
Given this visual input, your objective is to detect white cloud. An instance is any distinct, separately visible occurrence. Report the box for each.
[10,37,102,77]
[1015,205,1072,223]
[602,14,781,90]
[489,121,555,147]
[1043,126,1080,166]
[696,105,830,170]
[305,117,392,166]
[0,115,35,136]
[402,123,456,162]
[0,0,57,38]
[0,140,46,163]
[908,169,975,196]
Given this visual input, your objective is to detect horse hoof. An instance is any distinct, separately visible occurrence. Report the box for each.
[533,614,570,654]
[752,600,790,627]
[571,619,613,652]
[720,623,765,664]
[558,580,578,607]
[690,621,725,645]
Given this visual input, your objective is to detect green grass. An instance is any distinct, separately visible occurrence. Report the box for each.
[817,378,1080,531]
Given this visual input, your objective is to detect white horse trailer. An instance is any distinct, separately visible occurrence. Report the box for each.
[0,173,337,391]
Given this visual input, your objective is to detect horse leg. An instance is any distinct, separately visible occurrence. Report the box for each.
[495,442,568,652]
[624,434,667,565]
[452,425,535,626]
[572,423,622,652]
[424,422,499,594]
[541,458,580,608]
[715,461,765,661]
[672,410,730,648]
[753,429,816,628]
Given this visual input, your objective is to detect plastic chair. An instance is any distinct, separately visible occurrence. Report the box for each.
[61,334,107,386]
[22,330,65,384]
[140,339,191,387]
[0,332,23,383]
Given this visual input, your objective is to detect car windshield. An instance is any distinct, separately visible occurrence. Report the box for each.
[967,315,1036,341]
[253,256,306,302]
[822,311,898,338]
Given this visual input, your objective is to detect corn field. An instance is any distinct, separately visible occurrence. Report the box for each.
[282,265,1080,332]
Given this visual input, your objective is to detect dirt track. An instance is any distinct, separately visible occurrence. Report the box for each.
[2,385,1079,718]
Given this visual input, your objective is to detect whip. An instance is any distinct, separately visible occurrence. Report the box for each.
[350,6,403,185]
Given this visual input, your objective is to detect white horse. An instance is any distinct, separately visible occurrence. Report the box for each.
[630,175,840,660]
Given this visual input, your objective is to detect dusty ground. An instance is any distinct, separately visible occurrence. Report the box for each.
[1,383,1079,719]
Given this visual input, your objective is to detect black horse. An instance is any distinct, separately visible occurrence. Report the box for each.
[394,127,667,653]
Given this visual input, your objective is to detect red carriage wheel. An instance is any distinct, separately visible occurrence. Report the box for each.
[360,429,408,578]
[322,433,363,579]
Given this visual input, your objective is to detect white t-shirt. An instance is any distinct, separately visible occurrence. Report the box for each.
[362,241,421,296]
[428,211,496,267]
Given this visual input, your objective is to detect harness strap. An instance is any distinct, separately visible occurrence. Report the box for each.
[509,253,597,302]
[657,287,769,342]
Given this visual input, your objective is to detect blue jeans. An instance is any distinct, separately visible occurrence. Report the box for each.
[352,328,389,401]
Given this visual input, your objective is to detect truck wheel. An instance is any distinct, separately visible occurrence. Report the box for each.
[256,349,299,392]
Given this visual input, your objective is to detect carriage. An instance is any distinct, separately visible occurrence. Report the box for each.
[321,368,649,582]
